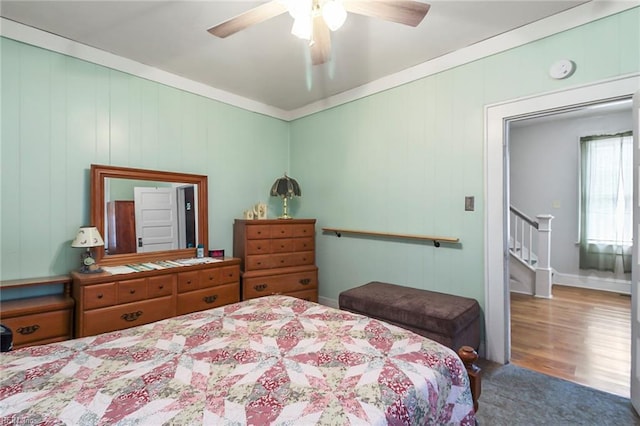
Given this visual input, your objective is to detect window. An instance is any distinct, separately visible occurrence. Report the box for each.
[579,131,632,272]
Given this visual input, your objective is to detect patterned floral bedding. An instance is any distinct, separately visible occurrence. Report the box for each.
[0,295,476,425]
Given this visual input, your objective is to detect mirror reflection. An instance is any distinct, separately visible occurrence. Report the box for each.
[104,178,199,255]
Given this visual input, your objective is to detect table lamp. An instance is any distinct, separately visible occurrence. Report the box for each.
[270,174,301,219]
[71,226,105,273]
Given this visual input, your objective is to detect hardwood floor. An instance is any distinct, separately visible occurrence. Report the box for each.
[510,285,631,398]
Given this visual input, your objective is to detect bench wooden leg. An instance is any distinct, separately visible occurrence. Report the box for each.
[458,346,482,413]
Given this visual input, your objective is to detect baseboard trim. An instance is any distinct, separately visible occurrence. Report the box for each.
[318,295,339,309]
[554,273,631,295]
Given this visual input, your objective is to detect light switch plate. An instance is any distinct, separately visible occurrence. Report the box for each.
[465,196,475,211]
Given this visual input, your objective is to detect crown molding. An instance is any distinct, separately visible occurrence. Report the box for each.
[2,1,638,122]
[0,17,291,121]
[287,1,640,120]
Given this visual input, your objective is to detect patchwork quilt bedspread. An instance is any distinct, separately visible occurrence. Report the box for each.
[0,295,476,425]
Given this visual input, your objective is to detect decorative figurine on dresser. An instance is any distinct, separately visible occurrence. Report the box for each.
[234,173,318,302]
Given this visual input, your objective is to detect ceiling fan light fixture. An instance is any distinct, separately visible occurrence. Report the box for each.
[291,15,313,40]
[286,0,312,20]
[322,0,347,31]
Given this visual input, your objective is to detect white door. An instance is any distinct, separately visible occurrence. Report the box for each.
[134,187,179,253]
[631,90,640,414]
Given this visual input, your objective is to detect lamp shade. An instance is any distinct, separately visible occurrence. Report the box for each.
[71,226,104,248]
[270,174,302,199]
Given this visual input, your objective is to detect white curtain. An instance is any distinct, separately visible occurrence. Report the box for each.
[579,131,632,273]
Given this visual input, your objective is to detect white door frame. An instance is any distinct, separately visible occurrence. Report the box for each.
[631,89,640,413]
[484,73,640,364]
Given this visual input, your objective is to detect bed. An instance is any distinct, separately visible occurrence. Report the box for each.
[0,295,477,425]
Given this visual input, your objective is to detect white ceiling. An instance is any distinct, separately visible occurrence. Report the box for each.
[1,1,592,112]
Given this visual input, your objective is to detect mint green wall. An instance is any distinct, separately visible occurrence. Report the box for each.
[289,8,640,305]
[1,7,639,307]
[1,38,289,281]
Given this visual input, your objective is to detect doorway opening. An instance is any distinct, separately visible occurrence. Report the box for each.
[505,98,633,397]
[483,74,639,366]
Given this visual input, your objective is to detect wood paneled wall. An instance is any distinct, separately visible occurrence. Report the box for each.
[1,38,290,282]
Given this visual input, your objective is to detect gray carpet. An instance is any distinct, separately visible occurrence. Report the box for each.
[475,359,640,425]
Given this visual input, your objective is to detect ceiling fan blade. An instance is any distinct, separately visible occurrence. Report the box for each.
[310,15,331,65]
[343,0,430,27]
[207,0,288,38]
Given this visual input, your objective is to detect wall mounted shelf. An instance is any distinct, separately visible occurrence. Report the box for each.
[322,227,459,248]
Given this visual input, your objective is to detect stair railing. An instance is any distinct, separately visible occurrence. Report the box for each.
[509,206,538,266]
[509,205,554,298]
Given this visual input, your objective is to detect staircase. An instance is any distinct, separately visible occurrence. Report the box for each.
[509,206,554,298]
[509,238,537,294]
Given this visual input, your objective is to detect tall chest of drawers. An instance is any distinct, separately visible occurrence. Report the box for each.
[233,219,318,302]
[72,258,240,338]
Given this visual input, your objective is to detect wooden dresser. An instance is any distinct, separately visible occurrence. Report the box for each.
[233,219,318,302]
[72,258,240,338]
[0,276,74,350]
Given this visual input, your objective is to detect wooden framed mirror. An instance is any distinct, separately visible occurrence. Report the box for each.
[90,164,208,267]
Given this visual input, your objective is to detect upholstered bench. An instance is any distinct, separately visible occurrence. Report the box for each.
[338,281,481,351]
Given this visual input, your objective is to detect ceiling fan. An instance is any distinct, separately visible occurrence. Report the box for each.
[207,0,430,66]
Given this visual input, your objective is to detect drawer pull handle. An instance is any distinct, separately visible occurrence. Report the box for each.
[203,295,218,304]
[299,279,311,285]
[17,325,40,335]
[280,260,285,264]
[130,289,136,294]
[208,276,214,281]
[254,284,268,292]
[97,294,103,299]
[187,280,192,284]
[158,285,164,289]
[121,311,143,322]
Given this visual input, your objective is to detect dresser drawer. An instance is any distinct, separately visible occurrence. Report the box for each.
[270,224,294,238]
[178,270,200,293]
[246,225,272,239]
[148,274,175,298]
[246,254,274,270]
[293,237,314,252]
[246,239,272,255]
[177,283,240,315]
[292,224,314,238]
[199,268,221,289]
[219,265,239,284]
[118,278,147,304]
[84,282,117,310]
[83,296,173,336]
[243,269,318,300]
[271,251,315,268]
[3,309,72,348]
[271,239,294,253]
